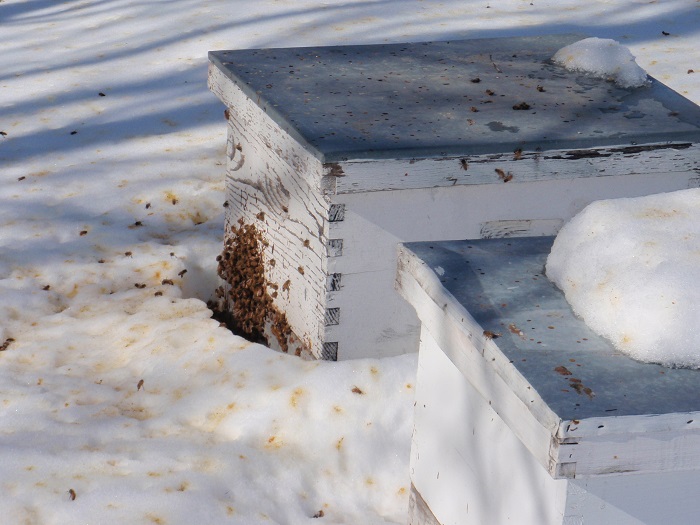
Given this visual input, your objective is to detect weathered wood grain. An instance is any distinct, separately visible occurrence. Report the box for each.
[335,143,700,194]
[211,65,332,357]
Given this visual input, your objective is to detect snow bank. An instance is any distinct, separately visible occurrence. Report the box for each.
[546,189,700,368]
[552,37,649,88]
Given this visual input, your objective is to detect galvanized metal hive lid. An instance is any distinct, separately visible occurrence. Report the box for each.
[209,34,700,162]
[403,237,700,421]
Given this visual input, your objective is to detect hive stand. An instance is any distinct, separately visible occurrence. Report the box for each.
[208,34,700,360]
[397,237,700,525]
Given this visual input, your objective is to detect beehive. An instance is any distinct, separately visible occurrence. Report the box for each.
[397,237,700,524]
[208,34,700,359]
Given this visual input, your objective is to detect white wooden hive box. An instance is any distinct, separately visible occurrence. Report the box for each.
[398,237,700,524]
[208,34,700,360]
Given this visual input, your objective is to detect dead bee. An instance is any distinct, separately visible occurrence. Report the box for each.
[470,77,481,83]
[508,323,525,337]
[133,221,143,227]
[512,102,531,110]
[68,489,77,501]
[135,283,146,289]
[172,198,178,205]
[513,148,523,160]
[536,85,545,92]
[256,211,265,221]
[282,280,291,292]
[352,386,364,395]
[485,89,495,96]
[154,291,163,296]
[161,279,174,285]
[79,230,88,236]
[178,269,187,277]
[554,365,573,376]
[98,259,105,264]
[0,338,15,351]
[495,168,513,182]
[224,108,230,120]
[0,131,7,137]
[223,201,229,208]
[467,119,476,126]
[124,251,132,257]
[662,30,670,36]
[137,379,144,391]
[297,266,305,275]
[460,159,469,170]
[42,285,50,291]
[483,330,501,339]
[470,106,479,112]
[18,176,26,181]
[313,510,325,518]
[145,202,151,209]
[303,239,310,248]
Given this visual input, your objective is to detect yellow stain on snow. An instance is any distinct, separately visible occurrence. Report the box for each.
[289,387,304,408]
[335,437,344,451]
[265,435,283,449]
[146,513,166,524]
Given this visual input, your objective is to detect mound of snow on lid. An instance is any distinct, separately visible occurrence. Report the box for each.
[552,37,648,88]
[546,188,700,369]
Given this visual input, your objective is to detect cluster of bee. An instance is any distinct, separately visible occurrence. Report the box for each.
[212,219,296,355]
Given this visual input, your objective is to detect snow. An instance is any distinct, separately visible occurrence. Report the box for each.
[552,37,649,88]
[546,189,700,369]
[1,0,699,523]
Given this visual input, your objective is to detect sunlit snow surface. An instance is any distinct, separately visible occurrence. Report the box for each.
[547,189,700,368]
[552,37,649,88]
[1,0,699,523]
